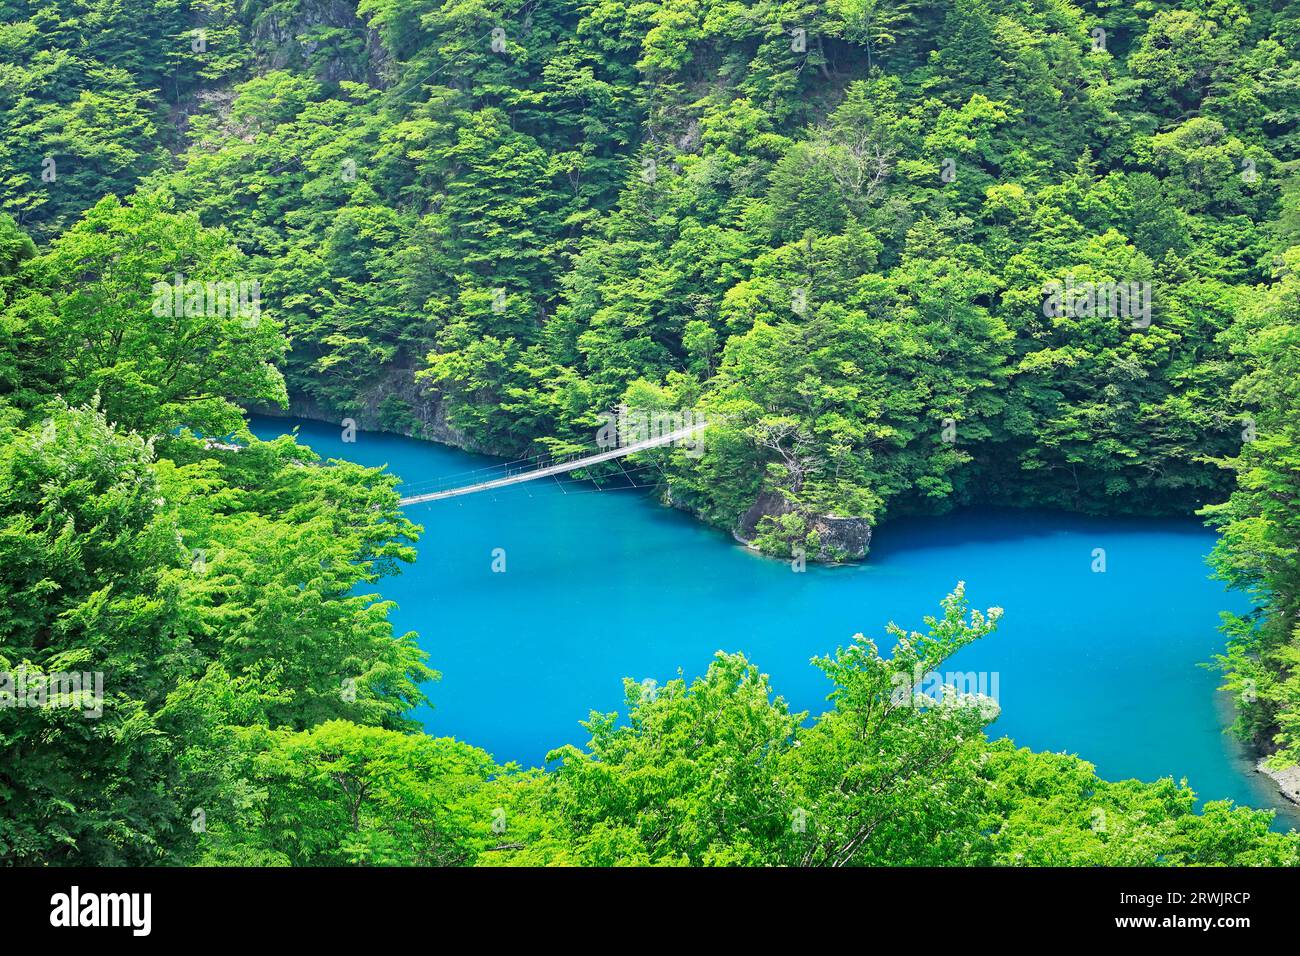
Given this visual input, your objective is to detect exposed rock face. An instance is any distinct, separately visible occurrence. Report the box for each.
[246,365,496,455]
[738,490,795,539]
[248,0,389,86]
[1257,758,1300,806]
[736,490,872,562]
[815,514,873,561]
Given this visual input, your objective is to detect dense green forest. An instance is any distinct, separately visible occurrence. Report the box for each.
[2,0,1300,865]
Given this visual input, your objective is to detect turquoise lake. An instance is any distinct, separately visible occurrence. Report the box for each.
[251,415,1299,824]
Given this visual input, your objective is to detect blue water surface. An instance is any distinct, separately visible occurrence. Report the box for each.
[250,415,1297,824]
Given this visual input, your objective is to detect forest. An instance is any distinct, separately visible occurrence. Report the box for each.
[1,0,1299,866]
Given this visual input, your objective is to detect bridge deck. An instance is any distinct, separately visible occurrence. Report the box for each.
[397,421,707,505]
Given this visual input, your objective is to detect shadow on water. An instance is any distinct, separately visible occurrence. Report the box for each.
[873,507,1214,559]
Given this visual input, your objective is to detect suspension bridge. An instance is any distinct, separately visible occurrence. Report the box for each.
[396,421,708,506]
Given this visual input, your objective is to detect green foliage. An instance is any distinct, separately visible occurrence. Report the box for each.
[0,403,189,863]
[4,0,1300,869]
[6,192,288,437]
[1204,248,1300,765]
[17,0,1280,557]
[202,721,499,866]
[0,398,432,863]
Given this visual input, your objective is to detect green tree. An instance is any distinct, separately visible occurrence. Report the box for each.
[13,192,287,437]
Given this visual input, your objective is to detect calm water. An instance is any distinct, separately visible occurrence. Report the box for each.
[251,415,1298,824]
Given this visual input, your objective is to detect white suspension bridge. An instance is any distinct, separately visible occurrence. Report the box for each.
[396,421,708,506]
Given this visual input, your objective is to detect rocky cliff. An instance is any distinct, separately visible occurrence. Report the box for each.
[736,490,873,562]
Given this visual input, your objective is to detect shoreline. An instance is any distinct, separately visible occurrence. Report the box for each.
[1257,759,1300,808]
[1213,689,1300,827]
